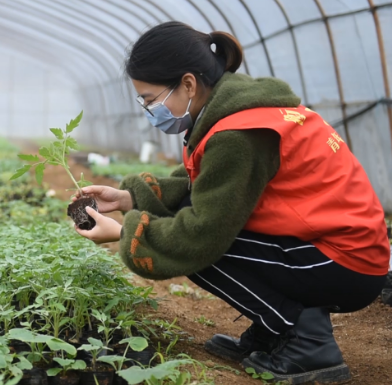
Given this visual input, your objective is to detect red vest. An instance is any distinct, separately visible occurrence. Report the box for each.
[183,105,390,275]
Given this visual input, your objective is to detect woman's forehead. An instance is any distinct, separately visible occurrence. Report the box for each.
[132,79,166,96]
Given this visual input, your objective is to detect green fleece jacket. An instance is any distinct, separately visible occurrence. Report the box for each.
[119,73,300,280]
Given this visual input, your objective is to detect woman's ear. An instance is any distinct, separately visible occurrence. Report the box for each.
[181,73,197,98]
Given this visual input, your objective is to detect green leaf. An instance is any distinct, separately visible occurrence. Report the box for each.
[71,360,86,370]
[0,355,7,369]
[4,373,23,385]
[97,355,125,370]
[245,367,256,375]
[261,372,275,380]
[49,144,63,163]
[118,366,158,384]
[77,344,97,352]
[66,111,83,133]
[35,163,45,185]
[10,366,23,377]
[53,358,74,367]
[118,360,191,384]
[50,143,63,156]
[8,328,33,342]
[8,329,51,344]
[77,172,93,188]
[47,368,62,377]
[18,154,39,162]
[9,165,31,180]
[87,337,103,347]
[53,141,63,148]
[15,356,32,371]
[175,372,190,385]
[119,337,148,352]
[50,128,64,140]
[66,137,79,150]
[77,337,105,352]
[47,338,76,356]
[98,355,124,364]
[38,147,51,158]
[53,302,66,312]
[59,317,70,327]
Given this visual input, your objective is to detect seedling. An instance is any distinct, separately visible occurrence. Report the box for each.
[117,357,193,385]
[69,288,92,343]
[245,367,289,384]
[34,285,73,339]
[0,338,32,385]
[77,337,112,371]
[194,316,215,327]
[91,309,119,347]
[7,328,51,364]
[114,310,137,339]
[7,329,78,363]
[10,111,88,195]
[46,357,87,377]
[9,111,98,230]
[39,335,86,378]
[0,288,16,334]
[117,353,215,385]
[97,336,148,372]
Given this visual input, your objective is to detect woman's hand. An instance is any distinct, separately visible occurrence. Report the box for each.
[75,206,122,244]
[72,185,133,213]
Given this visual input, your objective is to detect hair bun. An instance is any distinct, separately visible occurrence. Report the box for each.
[208,31,243,73]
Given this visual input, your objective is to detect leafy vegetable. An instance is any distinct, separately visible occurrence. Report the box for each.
[10,111,92,195]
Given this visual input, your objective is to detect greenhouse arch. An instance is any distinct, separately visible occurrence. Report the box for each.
[0,0,391,210]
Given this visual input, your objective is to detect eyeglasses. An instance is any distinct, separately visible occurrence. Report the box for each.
[136,85,173,117]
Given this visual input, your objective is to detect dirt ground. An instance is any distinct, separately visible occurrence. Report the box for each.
[34,153,392,385]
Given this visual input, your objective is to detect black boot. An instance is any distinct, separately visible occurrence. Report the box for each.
[381,271,392,306]
[242,308,351,384]
[204,323,279,362]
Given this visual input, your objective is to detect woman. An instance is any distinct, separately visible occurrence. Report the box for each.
[74,21,389,384]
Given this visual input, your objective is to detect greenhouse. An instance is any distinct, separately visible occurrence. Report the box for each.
[1,0,392,209]
[0,1,391,385]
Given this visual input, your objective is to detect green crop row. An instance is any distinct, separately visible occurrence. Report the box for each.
[0,138,219,385]
[91,162,178,182]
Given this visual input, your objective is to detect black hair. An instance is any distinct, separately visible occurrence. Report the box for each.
[125,21,243,87]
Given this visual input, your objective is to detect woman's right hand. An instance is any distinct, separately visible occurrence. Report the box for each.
[72,185,133,213]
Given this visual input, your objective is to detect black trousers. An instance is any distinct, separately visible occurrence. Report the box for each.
[181,197,386,335]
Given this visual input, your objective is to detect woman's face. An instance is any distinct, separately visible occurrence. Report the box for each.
[132,79,193,118]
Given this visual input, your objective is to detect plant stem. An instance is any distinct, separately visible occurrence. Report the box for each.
[61,133,82,196]
[63,164,83,196]
[87,312,93,332]
[119,343,131,372]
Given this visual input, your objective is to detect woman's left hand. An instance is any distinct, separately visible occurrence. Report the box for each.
[75,206,122,244]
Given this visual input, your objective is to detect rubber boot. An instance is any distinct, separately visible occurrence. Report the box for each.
[242,308,351,384]
[381,271,392,306]
[204,323,279,362]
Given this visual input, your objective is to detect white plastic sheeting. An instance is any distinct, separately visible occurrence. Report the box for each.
[0,0,391,211]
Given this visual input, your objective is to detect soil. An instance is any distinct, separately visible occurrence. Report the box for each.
[67,196,98,230]
[79,366,114,385]
[24,148,392,385]
[48,371,80,385]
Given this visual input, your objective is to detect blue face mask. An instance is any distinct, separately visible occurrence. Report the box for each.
[145,89,193,135]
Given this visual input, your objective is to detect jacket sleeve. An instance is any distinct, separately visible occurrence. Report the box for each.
[119,164,190,217]
[119,129,280,280]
